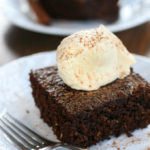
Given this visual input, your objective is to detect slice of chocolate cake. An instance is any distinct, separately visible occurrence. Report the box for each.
[28,0,119,24]
[39,0,119,22]
[30,66,150,147]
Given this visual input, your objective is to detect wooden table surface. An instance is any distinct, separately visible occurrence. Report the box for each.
[0,12,150,66]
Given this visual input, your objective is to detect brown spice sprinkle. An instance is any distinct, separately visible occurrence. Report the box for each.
[87,73,92,80]
[111,137,142,150]
[112,141,116,146]
[80,81,84,84]
[89,85,92,88]
[80,29,104,48]
[26,110,30,114]
[147,132,150,137]
[112,141,121,150]
[130,138,141,144]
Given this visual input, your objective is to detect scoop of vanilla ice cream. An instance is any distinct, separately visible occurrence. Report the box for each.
[56,25,136,91]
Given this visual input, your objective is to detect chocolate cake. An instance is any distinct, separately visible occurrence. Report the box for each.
[28,0,119,24]
[30,66,150,147]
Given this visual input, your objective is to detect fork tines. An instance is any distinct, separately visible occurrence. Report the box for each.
[0,113,55,150]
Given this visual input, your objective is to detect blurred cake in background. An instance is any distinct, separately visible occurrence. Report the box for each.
[28,0,119,25]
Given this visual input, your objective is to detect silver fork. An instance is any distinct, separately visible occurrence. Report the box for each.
[0,113,88,150]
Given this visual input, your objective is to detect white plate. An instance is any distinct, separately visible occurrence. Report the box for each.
[0,51,150,150]
[0,51,150,149]
[1,0,150,35]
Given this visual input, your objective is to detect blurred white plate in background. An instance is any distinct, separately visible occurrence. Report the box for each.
[0,0,150,35]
